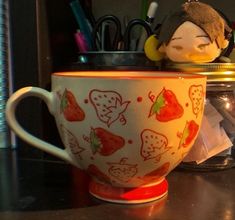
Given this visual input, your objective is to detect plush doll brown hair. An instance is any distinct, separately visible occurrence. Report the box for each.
[158,1,232,49]
[145,0,233,63]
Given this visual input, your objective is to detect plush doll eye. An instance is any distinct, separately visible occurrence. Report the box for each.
[197,43,210,50]
[172,45,183,50]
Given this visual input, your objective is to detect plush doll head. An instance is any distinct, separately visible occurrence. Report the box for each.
[145,0,233,63]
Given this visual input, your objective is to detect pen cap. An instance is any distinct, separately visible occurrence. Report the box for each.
[146,2,158,23]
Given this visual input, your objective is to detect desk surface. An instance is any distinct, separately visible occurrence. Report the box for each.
[1,149,235,220]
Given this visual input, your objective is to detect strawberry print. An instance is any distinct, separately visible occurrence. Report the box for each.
[107,158,137,183]
[89,127,125,156]
[141,162,170,183]
[87,164,111,183]
[189,85,204,117]
[89,89,130,127]
[140,129,171,161]
[60,125,85,159]
[60,89,85,121]
[178,120,199,149]
[149,88,184,122]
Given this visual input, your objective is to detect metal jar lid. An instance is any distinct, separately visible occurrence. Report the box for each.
[165,62,235,82]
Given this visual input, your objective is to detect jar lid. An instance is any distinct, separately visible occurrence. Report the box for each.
[165,62,235,82]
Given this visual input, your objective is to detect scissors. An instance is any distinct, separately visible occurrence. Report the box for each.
[92,15,153,51]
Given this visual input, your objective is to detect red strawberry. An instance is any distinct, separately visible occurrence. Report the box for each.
[90,127,125,156]
[141,162,170,183]
[60,89,85,121]
[178,120,199,149]
[149,88,184,122]
[89,89,130,127]
[87,164,111,183]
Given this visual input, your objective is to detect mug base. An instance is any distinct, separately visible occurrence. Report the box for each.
[89,178,168,204]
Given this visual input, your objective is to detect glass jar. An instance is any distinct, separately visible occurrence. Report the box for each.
[165,62,235,171]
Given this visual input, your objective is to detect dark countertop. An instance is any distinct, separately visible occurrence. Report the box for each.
[1,149,235,220]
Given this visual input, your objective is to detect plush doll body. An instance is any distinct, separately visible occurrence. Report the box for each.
[145,1,233,63]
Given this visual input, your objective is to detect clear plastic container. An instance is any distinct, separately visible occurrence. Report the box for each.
[165,62,235,171]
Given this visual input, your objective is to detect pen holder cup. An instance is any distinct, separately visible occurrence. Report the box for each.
[60,51,160,71]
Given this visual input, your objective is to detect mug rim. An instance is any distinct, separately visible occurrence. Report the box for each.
[53,71,206,79]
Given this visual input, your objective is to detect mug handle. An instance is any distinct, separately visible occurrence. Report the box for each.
[6,86,77,166]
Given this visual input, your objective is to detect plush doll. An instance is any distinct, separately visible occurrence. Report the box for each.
[145,0,233,63]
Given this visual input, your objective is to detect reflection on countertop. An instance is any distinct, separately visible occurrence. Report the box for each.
[0,149,235,220]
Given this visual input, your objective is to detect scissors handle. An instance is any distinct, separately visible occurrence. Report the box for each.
[92,15,122,51]
[123,19,153,51]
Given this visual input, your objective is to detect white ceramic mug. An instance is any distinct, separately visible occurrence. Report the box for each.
[6,71,206,204]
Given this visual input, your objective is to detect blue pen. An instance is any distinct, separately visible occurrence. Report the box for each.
[70,0,93,50]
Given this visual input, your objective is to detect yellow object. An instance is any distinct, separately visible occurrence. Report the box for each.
[144,35,164,61]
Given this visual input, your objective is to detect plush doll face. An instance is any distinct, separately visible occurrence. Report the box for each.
[159,21,229,62]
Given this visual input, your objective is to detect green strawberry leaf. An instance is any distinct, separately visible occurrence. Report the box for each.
[149,91,165,116]
[90,129,101,154]
[179,126,190,147]
[60,90,68,112]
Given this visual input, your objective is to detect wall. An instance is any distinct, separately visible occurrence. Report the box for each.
[92,0,235,25]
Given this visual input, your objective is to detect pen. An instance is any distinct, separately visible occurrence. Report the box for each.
[74,30,89,52]
[82,0,96,27]
[137,1,158,51]
[141,0,148,20]
[70,0,93,50]
[145,1,158,24]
